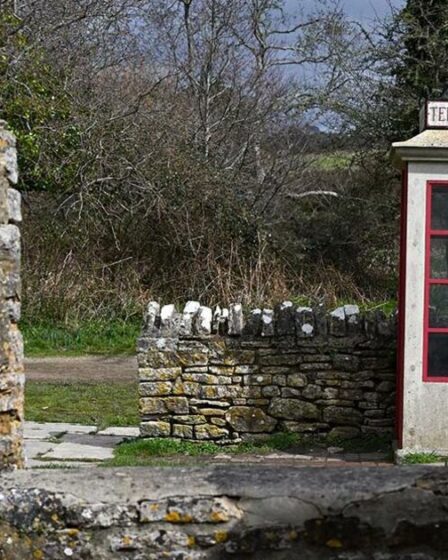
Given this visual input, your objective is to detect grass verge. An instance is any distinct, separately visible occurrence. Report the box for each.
[103,433,304,467]
[104,433,392,467]
[25,381,139,428]
[22,319,140,357]
[401,452,445,465]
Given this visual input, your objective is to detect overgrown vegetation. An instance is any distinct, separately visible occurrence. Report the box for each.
[25,382,139,427]
[0,0,439,328]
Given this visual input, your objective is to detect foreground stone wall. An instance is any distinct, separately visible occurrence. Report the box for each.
[138,302,396,441]
[0,466,448,559]
[0,122,23,469]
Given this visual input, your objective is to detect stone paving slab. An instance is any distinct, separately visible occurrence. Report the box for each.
[97,426,140,437]
[60,433,124,448]
[22,421,393,469]
[24,440,56,458]
[42,442,114,462]
[24,421,96,439]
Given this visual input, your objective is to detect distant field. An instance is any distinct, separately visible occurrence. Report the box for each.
[25,381,139,428]
[22,319,141,357]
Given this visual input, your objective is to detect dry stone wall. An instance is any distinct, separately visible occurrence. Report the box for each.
[0,122,23,469]
[138,301,396,442]
[2,466,448,559]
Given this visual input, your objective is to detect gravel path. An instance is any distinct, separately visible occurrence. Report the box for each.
[25,355,137,383]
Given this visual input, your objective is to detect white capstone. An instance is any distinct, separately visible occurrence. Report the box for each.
[228,303,244,335]
[196,306,212,335]
[262,309,274,336]
[160,304,176,325]
[302,324,314,335]
[184,301,200,314]
[7,189,21,223]
[330,307,345,321]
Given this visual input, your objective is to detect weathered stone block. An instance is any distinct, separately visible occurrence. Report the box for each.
[190,399,229,408]
[225,407,276,433]
[139,367,181,381]
[201,385,240,399]
[139,497,240,524]
[282,421,329,433]
[140,397,189,415]
[268,398,320,420]
[139,382,173,397]
[272,374,287,386]
[302,385,323,400]
[209,366,234,376]
[173,424,194,438]
[173,380,201,397]
[243,374,272,386]
[198,408,226,418]
[141,421,171,437]
[377,381,395,392]
[260,354,302,366]
[195,306,212,335]
[275,301,295,336]
[328,426,361,439]
[195,425,229,440]
[286,373,307,388]
[333,354,360,372]
[262,385,280,397]
[296,307,315,338]
[228,303,244,335]
[323,406,363,426]
[261,309,274,337]
[182,373,219,384]
[172,415,206,425]
[281,387,301,398]
[179,301,200,336]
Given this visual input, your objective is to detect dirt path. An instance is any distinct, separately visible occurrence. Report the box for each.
[25,355,137,383]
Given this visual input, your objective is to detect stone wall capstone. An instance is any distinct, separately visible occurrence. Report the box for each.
[1,466,448,559]
[138,301,396,442]
[0,121,24,469]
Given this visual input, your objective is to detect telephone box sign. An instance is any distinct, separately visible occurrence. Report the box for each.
[421,100,448,130]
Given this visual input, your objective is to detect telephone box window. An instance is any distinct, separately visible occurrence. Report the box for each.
[428,333,448,378]
[424,182,448,381]
[431,237,448,278]
[429,285,448,327]
[431,186,448,230]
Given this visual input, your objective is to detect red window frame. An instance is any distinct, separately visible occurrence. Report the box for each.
[423,180,448,382]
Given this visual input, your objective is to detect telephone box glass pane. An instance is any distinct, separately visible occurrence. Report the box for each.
[430,285,448,327]
[431,237,448,278]
[432,186,448,230]
[428,333,448,377]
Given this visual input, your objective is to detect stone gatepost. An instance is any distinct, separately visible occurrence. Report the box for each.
[0,121,24,469]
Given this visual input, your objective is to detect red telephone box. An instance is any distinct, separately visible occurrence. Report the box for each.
[393,100,448,457]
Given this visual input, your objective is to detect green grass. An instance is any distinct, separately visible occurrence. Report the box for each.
[103,432,393,468]
[25,381,139,428]
[103,433,304,467]
[22,319,141,357]
[401,452,444,465]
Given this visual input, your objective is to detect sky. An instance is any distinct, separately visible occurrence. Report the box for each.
[286,0,405,22]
